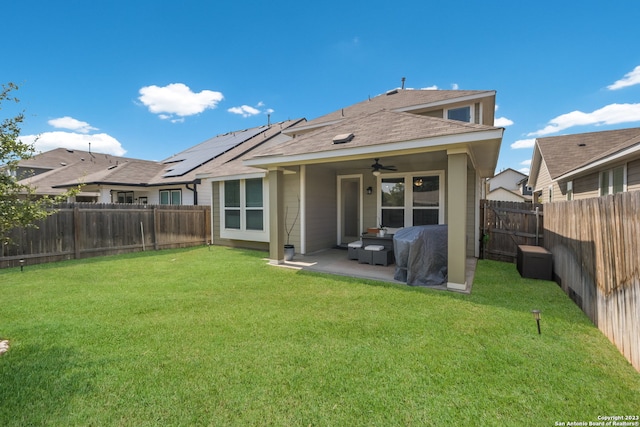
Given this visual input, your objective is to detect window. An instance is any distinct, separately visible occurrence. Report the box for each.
[117,191,133,203]
[160,189,182,205]
[447,106,471,123]
[380,172,443,228]
[600,166,626,196]
[221,178,268,241]
[548,185,553,203]
[566,181,573,201]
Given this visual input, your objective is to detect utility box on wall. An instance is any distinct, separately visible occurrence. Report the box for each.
[517,245,553,280]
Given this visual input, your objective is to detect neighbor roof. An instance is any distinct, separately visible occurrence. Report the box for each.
[536,127,640,179]
[161,125,269,178]
[16,148,150,195]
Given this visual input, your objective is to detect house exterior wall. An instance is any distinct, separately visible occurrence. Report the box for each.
[208,180,269,251]
[362,173,378,231]
[559,158,640,201]
[303,165,337,253]
[466,167,477,258]
[486,188,526,202]
[628,158,640,192]
[571,174,600,200]
[283,170,303,250]
[533,159,554,203]
[488,169,526,192]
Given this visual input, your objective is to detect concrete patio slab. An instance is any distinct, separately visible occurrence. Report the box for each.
[271,248,477,293]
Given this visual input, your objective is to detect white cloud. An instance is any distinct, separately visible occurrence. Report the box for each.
[138,83,224,120]
[422,85,438,90]
[607,65,640,90]
[520,159,532,166]
[511,138,536,149]
[528,103,640,136]
[228,105,261,118]
[20,132,126,156]
[48,116,97,134]
[228,102,273,118]
[494,117,514,127]
[451,83,459,90]
[518,167,530,175]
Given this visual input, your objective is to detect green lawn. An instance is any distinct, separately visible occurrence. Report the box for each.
[1,246,639,426]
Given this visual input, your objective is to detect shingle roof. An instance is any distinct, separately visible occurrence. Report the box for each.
[289,89,495,131]
[250,109,498,159]
[536,127,640,179]
[65,159,165,186]
[17,148,153,194]
[168,119,305,180]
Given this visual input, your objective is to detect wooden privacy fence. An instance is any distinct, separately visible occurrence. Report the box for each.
[480,200,544,262]
[544,192,640,371]
[1,203,211,269]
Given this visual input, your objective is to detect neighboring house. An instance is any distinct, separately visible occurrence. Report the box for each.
[197,88,504,291]
[12,148,149,202]
[54,120,304,206]
[528,127,640,203]
[485,168,532,202]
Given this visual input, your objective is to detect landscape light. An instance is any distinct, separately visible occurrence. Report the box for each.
[531,309,541,334]
[19,259,25,272]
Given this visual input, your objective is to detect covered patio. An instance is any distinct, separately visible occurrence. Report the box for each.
[273,248,478,293]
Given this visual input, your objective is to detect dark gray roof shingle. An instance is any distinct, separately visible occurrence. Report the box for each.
[537,127,640,179]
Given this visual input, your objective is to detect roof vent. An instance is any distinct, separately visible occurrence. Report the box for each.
[386,89,399,96]
[332,133,354,144]
[578,143,586,147]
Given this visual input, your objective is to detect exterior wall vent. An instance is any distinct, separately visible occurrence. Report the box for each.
[332,133,354,144]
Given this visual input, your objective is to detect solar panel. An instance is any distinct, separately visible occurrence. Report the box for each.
[162,126,267,177]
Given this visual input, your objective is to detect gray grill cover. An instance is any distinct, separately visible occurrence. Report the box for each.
[393,225,448,287]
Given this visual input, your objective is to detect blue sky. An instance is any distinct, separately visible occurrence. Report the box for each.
[4,0,640,175]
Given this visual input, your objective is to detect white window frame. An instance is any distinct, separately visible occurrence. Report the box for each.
[599,165,627,196]
[377,170,445,228]
[445,104,478,123]
[566,181,573,201]
[159,189,182,205]
[219,178,269,242]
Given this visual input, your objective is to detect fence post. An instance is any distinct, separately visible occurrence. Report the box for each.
[535,206,540,246]
[153,207,159,251]
[73,205,81,259]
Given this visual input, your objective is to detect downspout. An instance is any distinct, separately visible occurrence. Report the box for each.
[186,180,200,205]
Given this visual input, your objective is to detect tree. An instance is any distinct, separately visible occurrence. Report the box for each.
[0,82,80,244]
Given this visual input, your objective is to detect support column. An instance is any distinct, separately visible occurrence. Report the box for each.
[268,168,285,263]
[447,149,468,291]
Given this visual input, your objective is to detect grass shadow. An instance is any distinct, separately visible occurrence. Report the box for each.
[0,344,94,425]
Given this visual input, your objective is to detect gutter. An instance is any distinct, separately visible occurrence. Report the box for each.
[186,181,199,205]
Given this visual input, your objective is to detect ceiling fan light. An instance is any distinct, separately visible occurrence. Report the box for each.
[372,170,381,176]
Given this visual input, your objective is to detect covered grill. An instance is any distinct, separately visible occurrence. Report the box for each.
[393,225,448,287]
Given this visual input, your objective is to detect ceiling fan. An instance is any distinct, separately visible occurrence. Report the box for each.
[371,158,397,175]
